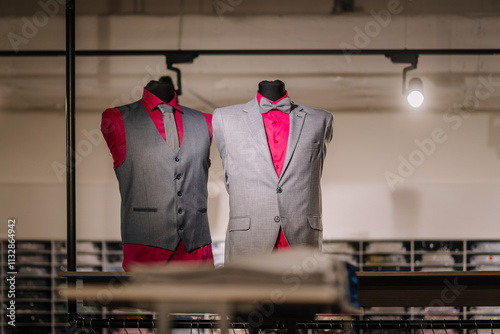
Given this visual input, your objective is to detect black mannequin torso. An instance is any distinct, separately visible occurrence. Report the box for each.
[145,79,175,103]
[258,80,286,101]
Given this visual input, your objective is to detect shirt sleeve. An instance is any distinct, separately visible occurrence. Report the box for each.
[212,109,229,192]
[322,112,334,161]
[101,107,126,168]
[325,112,334,144]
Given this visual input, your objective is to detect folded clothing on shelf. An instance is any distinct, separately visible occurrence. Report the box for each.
[418,248,455,266]
[472,264,500,271]
[365,242,406,253]
[18,266,50,275]
[17,242,48,251]
[366,254,407,265]
[471,242,500,253]
[419,267,455,272]
[469,306,500,314]
[76,242,101,252]
[470,254,500,264]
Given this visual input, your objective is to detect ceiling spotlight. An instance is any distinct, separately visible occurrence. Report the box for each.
[406,77,424,108]
[386,52,425,108]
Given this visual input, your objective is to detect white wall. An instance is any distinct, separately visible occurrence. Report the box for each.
[321,111,500,240]
[1,12,500,241]
[1,108,499,241]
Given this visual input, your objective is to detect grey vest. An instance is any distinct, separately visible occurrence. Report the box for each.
[115,101,212,251]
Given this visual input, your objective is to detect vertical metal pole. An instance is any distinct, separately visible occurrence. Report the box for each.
[66,0,77,321]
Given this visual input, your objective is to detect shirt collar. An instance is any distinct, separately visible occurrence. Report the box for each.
[142,87,182,113]
[256,90,289,106]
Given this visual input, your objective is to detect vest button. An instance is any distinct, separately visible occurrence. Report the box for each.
[179,225,184,231]
[177,191,182,197]
[276,187,282,193]
[177,209,183,214]
[274,216,280,223]
[175,157,180,162]
[176,174,181,180]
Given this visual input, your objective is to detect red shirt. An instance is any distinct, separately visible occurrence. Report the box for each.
[257,91,290,177]
[256,91,291,250]
[101,88,213,270]
[102,88,213,168]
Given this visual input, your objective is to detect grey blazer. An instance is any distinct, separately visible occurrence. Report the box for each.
[212,97,333,260]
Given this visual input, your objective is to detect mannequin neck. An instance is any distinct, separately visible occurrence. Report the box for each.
[145,80,175,103]
[258,80,286,101]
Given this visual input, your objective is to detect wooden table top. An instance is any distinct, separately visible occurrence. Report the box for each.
[58,271,500,307]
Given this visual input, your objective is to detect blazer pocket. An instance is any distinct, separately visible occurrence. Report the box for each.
[307,216,322,231]
[133,207,158,213]
[228,217,251,232]
[297,140,321,151]
[198,208,207,213]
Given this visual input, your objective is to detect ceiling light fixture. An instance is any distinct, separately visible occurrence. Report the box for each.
[386,52,425,108]
[406,77,424,108]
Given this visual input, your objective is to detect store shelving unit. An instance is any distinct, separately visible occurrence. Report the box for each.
[321,240,475,272]
[2,239,500,333]
[323,239,500,327]
[0,240,155,334]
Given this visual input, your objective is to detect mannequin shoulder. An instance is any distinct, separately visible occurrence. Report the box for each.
[102,107,121,118]
[214,102,247,114]
[213,103,249,120]
[111,100,143,113]
[297,104,334,121]
[178,105,201,113]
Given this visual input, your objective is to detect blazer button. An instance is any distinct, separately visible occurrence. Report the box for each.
[176,174,181,180]
[179,225,184,231]
[274,216,280,223]
[177,208,183,214]
[276,187,282,193]
[175,157,180,162]
[177,191,182,197]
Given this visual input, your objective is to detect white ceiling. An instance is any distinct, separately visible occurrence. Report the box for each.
[0,0,499,114]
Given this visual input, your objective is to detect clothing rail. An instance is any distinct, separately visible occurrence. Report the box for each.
[73,319,500,331]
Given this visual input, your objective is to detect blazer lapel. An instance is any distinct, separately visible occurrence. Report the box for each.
[243,98,278,178]
[279,103,306,182]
